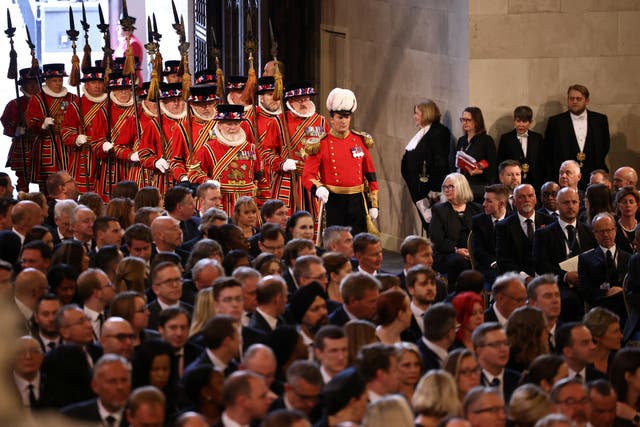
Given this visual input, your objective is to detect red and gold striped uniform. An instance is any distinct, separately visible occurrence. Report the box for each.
[1,96,35,190]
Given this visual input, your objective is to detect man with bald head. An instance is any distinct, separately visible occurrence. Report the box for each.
[495,183,554,281]
[12,336,44,409]
[11,200,43,243]
[100,317,135,360]
[613,166,638,190]
[14,268,48,333]
[241,343,282,394]
[150,215,188,266]
[71,205,96,251]
[534,187,597,321]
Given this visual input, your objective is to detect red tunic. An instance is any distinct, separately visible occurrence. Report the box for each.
[138,109,188,194]
[92,99,138,201]
[1,95,35,189]
[60,94,108,194]
[188,127,270,216]
[26,88,76,184]
[114,103,154,187]
[255,106,285,188]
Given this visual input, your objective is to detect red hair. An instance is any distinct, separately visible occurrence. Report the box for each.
[451,291,484,341]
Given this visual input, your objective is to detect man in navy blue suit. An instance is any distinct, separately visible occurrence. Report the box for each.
[416,302,456,373]
[61,354,131,426]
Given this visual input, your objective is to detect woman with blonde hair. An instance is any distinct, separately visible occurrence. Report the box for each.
[508,384,553,427]
[412,369,462,426]
[401,99,452,231]
[232,196,259,239]
[363,394,414,427]
[113,256,147,293]
[344,319,377,366]
[189,288,216,337]
[443,348,482,402]
[429,172,481,287]
[395,342,422,402]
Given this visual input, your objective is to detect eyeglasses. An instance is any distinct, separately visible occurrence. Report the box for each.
[558,397,590,406]
[479,340,509,349]
[220,296,244,304]
[292,388,320,402]
[442,185,455,191]
[459,366,481,376]
[471,405,505,414]
[105,333,135,341]
[459,117,473,123]
[155,277,183,287]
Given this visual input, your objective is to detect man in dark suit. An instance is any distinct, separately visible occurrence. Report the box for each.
[146,262,193,330]
[405,265,440,340]
[284,245,321,298]
[498,106,544,192]
[473,322,520,403]
[556,322,607,383]
[495,184,555,280]
[497,160,522,216]
[164,185,201,243]
[397,235,447,302]
[328,273,380,327]
[578,213,630,323]
[313,326,348,384]
[13,268,49,336]
[215,371,276,427]
[537,181,560,217]
[150,216,189,268]
[268,360,323,423]
[184,315,240,378]
[249,275,287,335]
[12,336,45,411]
[157,307,202,377]
[61,354,131,426]
[534,188,596,321]
[415,303,456,373]
[471,184,509,285]
[544,84,610,189]
[31,294,62,353]
[484,272,527,327]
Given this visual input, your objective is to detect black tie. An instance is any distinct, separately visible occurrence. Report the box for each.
[46,342,56,351]
[105,415,116,427]
[490,377,501,387]
[548,332,555,352]
[574,373,583,383]
[525,218,534,241]
[566,225,576,253]
[28,383,37,408]
[606,250,618,285]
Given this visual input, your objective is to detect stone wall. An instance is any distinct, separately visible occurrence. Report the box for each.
[321,0,470,249]
[469,0,640,175]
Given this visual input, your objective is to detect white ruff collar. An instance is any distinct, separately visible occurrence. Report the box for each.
[142,101,158,118]
[287,100,316,118]
[110,91,134,107]
[82,89,107,103]
[160,102,187,120]
[214,123,246,147]
[226,93,253,111]
[42,85,68,98]
[259,98,282,116]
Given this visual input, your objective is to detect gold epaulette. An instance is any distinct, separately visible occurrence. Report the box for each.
[304,132,327,156]
[352,129,374,148]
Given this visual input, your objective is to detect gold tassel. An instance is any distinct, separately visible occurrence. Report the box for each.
[148,52,162,102]
[104,64,111,86]
[123,37,135,76]
[81,44,92,70]
[273,67,283,102]
[69,53,80,87]
[240,52,257,105]
[8,49,17,80]
[215,67,225,100]
[181,57,190,100]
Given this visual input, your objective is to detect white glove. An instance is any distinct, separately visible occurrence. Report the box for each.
[154,158,169,173]
[315,186,329,203]
[41,117,55,130]
[14,126,25,137]
[130,151,140,162]
[102,141,114,153]
[75,134,88,147]
[181,176,189,182]
[282,159,297,172]
[369,208,379,220]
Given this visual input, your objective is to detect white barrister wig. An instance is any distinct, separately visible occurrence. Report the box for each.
[326,88,358,114]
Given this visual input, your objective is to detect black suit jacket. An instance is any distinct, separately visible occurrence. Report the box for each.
[497,129,544,190]
[61,398,128,426]
[483,305,500,323]
[328,305,351,327]
[544,110,610,189]
[471,213,499,281]
[401,121,452,199]
[481,369,520,404]
[454,133,497,197]
[533,221,597,284]
[415,338,443,374]
[146,300,193,331]
[578,246,630,314]
[282,268,298,297]
[248,310,284,335]
[184,350,238,378]
[495,212,555,277]
[41,344,94,408]
[623,253,640,343]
